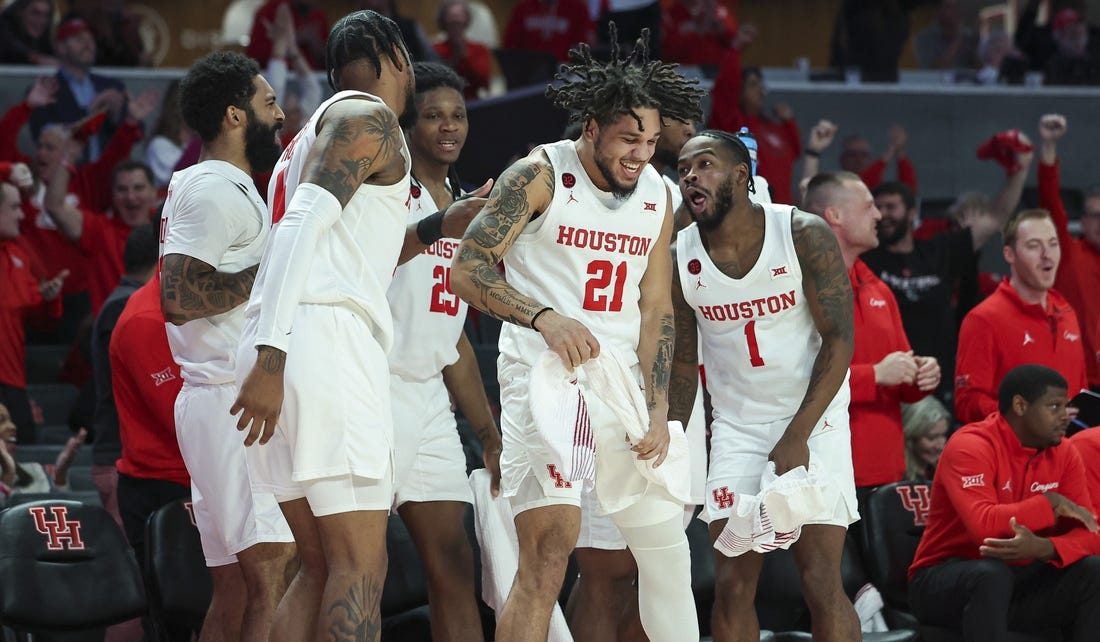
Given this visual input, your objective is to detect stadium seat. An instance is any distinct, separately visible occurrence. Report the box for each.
[25,383,79,427]
[0,500,145,636]
[144,499,210,636]
[23,344,70,385]
[4,491,102,510]
[13,444,92,467]
[35,423,75,445]
[64,466,96,492]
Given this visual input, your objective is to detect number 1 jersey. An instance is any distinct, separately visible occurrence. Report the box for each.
[499,140,668,368]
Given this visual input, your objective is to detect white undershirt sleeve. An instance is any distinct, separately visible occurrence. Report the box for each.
[253,182,343,353]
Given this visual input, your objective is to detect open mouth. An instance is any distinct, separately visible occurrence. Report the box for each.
[685,186,709,214]
[620,160,642,178]
[437,139,459,153]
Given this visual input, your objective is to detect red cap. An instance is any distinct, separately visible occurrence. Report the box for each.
[55,17,89,42]
[1053,8,1082,31]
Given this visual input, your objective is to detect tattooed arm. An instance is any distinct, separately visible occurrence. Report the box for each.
[769,210,855,474]
[442,331,502,495]
[668,243,700,427]
[232,99,404,447]
[632,201,676,466]
[160,255,257,325]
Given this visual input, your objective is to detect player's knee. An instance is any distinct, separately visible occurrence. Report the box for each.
[420,532,476,586]
[517,548,572,599]
[714,564,758,605]
[797,558,844,608]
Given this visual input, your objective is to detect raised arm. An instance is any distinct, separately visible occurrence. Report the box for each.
[43,156,85,243]
[770,211,855,474]
[971,137,1034,249]
[668,244,699,427]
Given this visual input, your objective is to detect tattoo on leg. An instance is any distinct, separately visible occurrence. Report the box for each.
[326,575,383,642]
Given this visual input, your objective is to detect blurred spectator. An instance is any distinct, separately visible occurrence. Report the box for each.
[709,65,800,203]
[955,209,1089,423]
[261,3,321,146]
[1036,114,1100,391]
[830,0,920,82]
[0,179,67,445]
[29,16,128,163]
[0,405,86,495]
[1016,1,1100,72]
[434,0,491,99]
[67,0,149,67]
[0,0,57,66]
[363,0,439,63]
[909,365,1100,638]
[661,0,756,67]
[90,222,158,529]
[504,0,594,62]
[465,0,500,47]
[144,81,192,188]
[839,125,917,192]
[976,29,1026,85]
[1044,8,1100,85]
[902,396,950,481]
[595,0,662,60]
[914,0,978,70]
[245,0,328,68]
[803,172,939,496]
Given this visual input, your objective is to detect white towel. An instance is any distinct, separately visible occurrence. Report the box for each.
[469,469,574,642]
[529,351,596,489]
[854,583,889,633]
[713,459,833,557]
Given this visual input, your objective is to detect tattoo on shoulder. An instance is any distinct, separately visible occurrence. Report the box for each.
[313,107,401,206]
[792,213,854,344]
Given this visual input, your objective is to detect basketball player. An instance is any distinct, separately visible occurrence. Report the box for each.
[388,61,500,640]
[159,51,295,642]
[230,12,488,642]
[669,130,861,642]
[451,30,705,642]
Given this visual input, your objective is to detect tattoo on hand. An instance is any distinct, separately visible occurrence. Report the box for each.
[326,575,382,642]
[648,313,675,410]
[161,255,257,324]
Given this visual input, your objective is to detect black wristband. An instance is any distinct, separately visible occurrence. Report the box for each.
[804,149,821,158]
[416,209,446,245]
[531,307,553,331]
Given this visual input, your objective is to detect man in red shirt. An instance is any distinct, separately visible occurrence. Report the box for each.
[504,0,594,62]
[909,364,1100,639]
[43,157,158,315]
[0,180,66,444]
[803,172,939,495]
[1036,113,1100,390]
[955,209,1088,423]
[661,0,755,67]
[245,0,328,68]
[434,0,491,99]
[837,126,918,193]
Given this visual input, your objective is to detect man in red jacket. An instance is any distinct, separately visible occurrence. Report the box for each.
[803,172,939,497]
[909,364,1100,639]
[955,208,1088,423]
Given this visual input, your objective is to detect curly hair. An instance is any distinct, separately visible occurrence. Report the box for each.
[545,23,705,132]
[326,10,408,91]
[179,51,260,143]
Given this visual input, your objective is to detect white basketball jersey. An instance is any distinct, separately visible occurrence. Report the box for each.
[160,160,269,385]
[387,179,468,380]
[676,205,846,425]
[499,140,668,368]
[245,90,411,351]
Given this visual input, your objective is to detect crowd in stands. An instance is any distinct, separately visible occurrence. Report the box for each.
[1,1,1100,640]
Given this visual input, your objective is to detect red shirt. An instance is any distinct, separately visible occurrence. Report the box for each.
[849,259,929,487]
[504,0,594,62]
[708,48,801,204]
[1070,428,1100,504]
[433,40,492,100]
[244,0,328,67]
[860,156,918,193]
[910,413,1100,577]
[79,209,134,315]
[661,2,737,66]
[0,240,61,387]
[110,276,188,486]
[955,281,1088,424]
[1041,160,1100,387]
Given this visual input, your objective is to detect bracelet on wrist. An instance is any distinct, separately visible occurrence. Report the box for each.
[415,209,445,246]
[531,307,553,331]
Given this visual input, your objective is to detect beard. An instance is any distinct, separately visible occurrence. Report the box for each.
[398,76,417,129]
[244,109,284,173]
[594,153,638,200]
[876,218,908,246]
[693,177,736,231]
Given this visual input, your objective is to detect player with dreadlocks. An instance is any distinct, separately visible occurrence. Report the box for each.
[231,10,489,642]
[452,26,705,642]
[669,130,861,641]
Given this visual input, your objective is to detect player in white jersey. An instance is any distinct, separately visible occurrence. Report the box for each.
[388,61,500,640]
[229,12,490,642]
[452,31,705,642]
[159,51,295,642]
[669,130,861,642]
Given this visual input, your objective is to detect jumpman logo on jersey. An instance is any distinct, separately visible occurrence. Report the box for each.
[695,278,707,290]
[1023,332,1035,346]
[822,418,833,431]
[566,191,579,205]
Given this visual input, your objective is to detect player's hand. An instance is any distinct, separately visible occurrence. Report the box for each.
[768,433,810,476]
[632,417,671,467]
[231,348,286,446]
[914,355,941,392]
[441,179,494,239]
[980,517,1056,561]
[874,350,918,387]
[482,439,502,497]
[1044,492,1099,532]
[1038,114,1067,142]
[39,269,69,301]
[534,309,600,371]
[807,119,838,154]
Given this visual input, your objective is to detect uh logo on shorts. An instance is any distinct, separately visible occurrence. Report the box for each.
[28,505,86,551]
